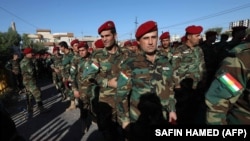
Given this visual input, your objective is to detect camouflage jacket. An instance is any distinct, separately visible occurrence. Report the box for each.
[20,57,36,84]
[116,50,176,123]
[72,55,91,92]
[172,44,206,89]
[60,50,74,80]
[70,54,81,88]
[206,43,250,125]
[82,46,130,107]
[5,59,21,74]
[158,47,173,63]
[51,54,63,70]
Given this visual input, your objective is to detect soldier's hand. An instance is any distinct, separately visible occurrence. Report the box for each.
[55,68,59,73]
[108,77,117,88]
[122,121,130,129]
[74,90,80,98]
[169,111,177,123]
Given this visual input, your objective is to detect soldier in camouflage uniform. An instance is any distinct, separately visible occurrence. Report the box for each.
[50,46,64,99]
[5,53,24,91]
[58,41,74,109]
[116,20,177,130]
[171,25,206,124]
[20,48,45,113]
[67,39,80,111]
[72,41,92,134]
[206,42,250,125]
[158,31,173,63]
[82,21,130,141]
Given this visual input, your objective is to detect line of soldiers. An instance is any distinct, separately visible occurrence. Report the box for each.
[9,19,250,141]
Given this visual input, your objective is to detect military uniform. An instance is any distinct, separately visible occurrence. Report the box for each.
[172,44,206,89]
[116,51,176,123]
[51,52,64,93]
[20,48,44,112]
[60,50,74,100]
[82,46,129,118]
[206,43,250,125]
[4,55,24,90]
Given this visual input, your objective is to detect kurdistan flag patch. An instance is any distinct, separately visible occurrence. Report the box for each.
[120,71,128,80]
[91,62,99,70]
[218,72,243,93]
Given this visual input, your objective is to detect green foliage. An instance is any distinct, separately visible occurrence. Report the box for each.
[0,28,21,60]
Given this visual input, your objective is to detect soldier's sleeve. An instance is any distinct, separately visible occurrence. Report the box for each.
[197,47,206,83]
[116,60,132,124]
[205,57,245,125]
[4,61,12,72]
[171,50,182,87]
[70,57,78,90]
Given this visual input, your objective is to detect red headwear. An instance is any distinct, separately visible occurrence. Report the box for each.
[98,21,116,34]
[70,39,79,47]
[131,40,138,46]
[185,25,203,34]
[135,20,157,40]
[95,39,104,48]
[23,48,32,55]
[124,40,132,46]
[159,32,170,40]
[53,46,60,53]
[78,41,89,49]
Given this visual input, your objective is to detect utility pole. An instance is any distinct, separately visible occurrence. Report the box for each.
[134,17,138,35]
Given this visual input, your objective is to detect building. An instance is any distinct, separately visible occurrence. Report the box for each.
[27,29,98,53]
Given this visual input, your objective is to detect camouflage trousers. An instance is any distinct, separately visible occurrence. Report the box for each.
[23,80,41,102]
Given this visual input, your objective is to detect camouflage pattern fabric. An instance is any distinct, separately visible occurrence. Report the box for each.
[20,57,41,102]
[70,54,81,90]
[158,47,174,63]
[172,44,206,89]
[82,46,130,119]
[76,56,92,109]
[60,50,74,99]
[229,42,250,55]
[51,54,63,90]
[116,50,176,124]
[5,59,21,74]
[205,43,250,125]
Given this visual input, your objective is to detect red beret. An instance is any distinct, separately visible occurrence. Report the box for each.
[232,26,247,32]
[53,46,60,52]
[95,39,104,48]
[181,36,187,42]
[135,20,158,40]
[23,48,32,55]
[159,32,170,40]
[88,47,93,53]
[124,40,132,46]
[98,21,116,34]
[78,41,89,49]
[131,40,138,46]
[185,25,203,34]
[205,31,217,37]
[70,39,79,46]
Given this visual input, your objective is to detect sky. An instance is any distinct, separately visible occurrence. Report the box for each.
[1,0,250,41]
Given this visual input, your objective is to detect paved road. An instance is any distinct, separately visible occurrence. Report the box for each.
[8,78,105,141]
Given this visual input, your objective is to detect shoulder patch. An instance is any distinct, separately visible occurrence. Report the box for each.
[217,72,243,93]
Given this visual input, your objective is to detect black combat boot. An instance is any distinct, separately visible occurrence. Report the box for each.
[37,101,46,113]
[26,96,33,113]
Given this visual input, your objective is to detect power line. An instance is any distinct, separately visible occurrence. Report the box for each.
[159,3,250,30]
[0,6,39,29]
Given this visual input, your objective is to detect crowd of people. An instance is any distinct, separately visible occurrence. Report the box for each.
[3,19,250,141]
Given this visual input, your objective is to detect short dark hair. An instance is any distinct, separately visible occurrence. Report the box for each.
[58,41,69,49]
